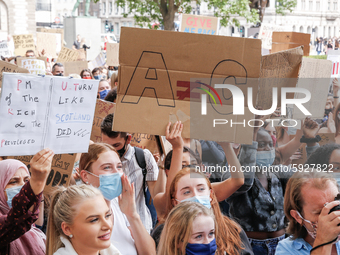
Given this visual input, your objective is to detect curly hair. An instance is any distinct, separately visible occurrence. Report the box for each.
[305,143,340,165]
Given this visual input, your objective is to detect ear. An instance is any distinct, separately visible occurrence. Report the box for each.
[80,170,89,184]
[126,134,132,145]
[290,210,303,225]
[61,222,72,236]
[172,198,179,207]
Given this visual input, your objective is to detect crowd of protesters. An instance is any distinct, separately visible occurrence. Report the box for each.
[2,34,340,255]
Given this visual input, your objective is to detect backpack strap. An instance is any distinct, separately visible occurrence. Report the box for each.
[134,147,147,199]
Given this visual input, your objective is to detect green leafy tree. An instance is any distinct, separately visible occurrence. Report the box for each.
[94,0,297,31]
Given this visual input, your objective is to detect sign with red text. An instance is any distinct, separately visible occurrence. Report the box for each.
[327,51,340,78]
[180,14,219,35]
[0,73,99,156]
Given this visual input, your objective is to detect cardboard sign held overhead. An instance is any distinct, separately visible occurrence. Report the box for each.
[9,153,76,195]
[259,24,288,50]
[272,32,310,56]
[17,57,46,75]
[0,73,99,156]
[113,27,261,144]
[106,43,119,66]
[36,32,57,58]
[180,14,219,35]
[327,50,340,78]
[57,47,79,62]
[62,61,88,76]
[37,28,64,49]
[13,34,35,56]
[0,60,29,88]
[292,58,332,119]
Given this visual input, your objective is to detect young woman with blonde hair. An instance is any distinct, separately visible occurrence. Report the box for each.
[46,184,121,255]
[158,202,216,255]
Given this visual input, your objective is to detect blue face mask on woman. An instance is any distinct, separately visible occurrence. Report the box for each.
[94,75,102,80]
[176,195,211,209]
[6,185,23,208]
[185,238,217,255]
[256,149,275,168]
[87,171,123,200]
[99,89,110,99]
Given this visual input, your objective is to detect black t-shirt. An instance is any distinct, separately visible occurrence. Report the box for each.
[73,40,81,49]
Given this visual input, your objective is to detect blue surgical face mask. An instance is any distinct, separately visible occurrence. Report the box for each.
[99,89,110,99]
[6,185,23,208]
[87,171,123,200]
[176,195,211,209]
[94,75,102,80]
[186,238,217,255]
[256,149,275,168]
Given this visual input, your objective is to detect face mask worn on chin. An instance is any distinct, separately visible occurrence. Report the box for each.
[176,195,211,209]
[256,149,275,168]
[6,185,24,208]
[99,89,110,100]
[87,171,123,200]
[94,75,102,80]
[117,142,127,158]
[185,239,217,255]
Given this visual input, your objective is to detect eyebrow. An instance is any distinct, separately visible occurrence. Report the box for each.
[86,209,111,220]
[180,186,190,191]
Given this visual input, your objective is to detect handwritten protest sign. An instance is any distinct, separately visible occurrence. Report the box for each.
[77,48,86,61]
[106,43,119,66]
[62,61,88,76]
[327,50,340,78]
[9,153,76,195]
[0,60,29,88]
[91,99,161,153]
[37,28,64,49]
[37,32,57,58]
[113,27,260,144]
[0,73,99,156]
[57,47,79,62]
[17,58,46,75]
[0,42,11,57]
[180,14,219,35]
[259,24,288,50]
[272,32,310,56]
[292,58,332,119]
[13,34,35,56]
[90,52,106,69]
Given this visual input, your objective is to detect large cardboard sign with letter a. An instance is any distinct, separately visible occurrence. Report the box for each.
[113,27,261,144]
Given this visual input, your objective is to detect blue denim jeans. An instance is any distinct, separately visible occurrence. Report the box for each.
[248,234,285,255]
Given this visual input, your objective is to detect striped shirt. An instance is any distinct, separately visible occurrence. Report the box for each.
[121,145,158,233]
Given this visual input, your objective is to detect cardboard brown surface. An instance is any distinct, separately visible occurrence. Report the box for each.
[62,61,88,76]
[0,60,29,88]
[114,27,261,144]
[272,32,310,56]
[258,47,303,110]
[77,49,86,61]
[180,14,219,35]
[292,58,332,119]
[36,32,57,58]
[130,133,161,154]
[57,47,79,62]
[9,153,76,195]
[13,34,35,56]
[37,28,64,47]
[106,43,119,66]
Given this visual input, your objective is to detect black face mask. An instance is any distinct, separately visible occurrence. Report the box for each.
[55,73,63,76]
[325,108,334,117]
[117,141,127,158]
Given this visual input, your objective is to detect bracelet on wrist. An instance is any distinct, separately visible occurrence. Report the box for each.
[334,96,339,98]
[300,135,321,143]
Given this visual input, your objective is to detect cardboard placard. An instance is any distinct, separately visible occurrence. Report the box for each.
[113,27,261,144]
[13,34,35,56]
[292,58,332,119]
[259,24,288,50]
[106,43,119,66]
[9,153,76,195]
[0,73,99,156]
[91,99,160,154]
[57,47,79,63]
[160,136,173,156]
[17,58,46,75]
[0,42,11,58]
[37,28,64,49]
[91,99,116,142]
[77,48,86,61]
[62,61,88,76]
[327,50,340,78]
[90,52,106,68]
[180,14,219,35]
[0,60,29,88]
[272,32,310,56]
[291,133,335,165]
[36,32,57,58]
[258,47,303,110]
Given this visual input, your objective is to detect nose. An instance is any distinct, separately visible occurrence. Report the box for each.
[102,216,113,231]
[264,144,271,151]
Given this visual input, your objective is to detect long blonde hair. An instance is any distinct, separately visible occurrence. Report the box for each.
[46,184,102,255]
[165,168,243,255]
[158,202,216,255]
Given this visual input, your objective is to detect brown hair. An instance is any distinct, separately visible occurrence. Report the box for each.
[158,202,216,255]
[79,143,118,172]
[284,171,337,239]
[334,102,340,135]
[80,68,93,79]
[165,168,242,255]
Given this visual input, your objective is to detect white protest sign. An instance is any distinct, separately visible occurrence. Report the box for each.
[327,51,340,78]
[19,58,46,75]
[0,73,99,156]
[259,24,288,50]
[90,52,106,68]
[0,42,11,57]
[180,14,219,35]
